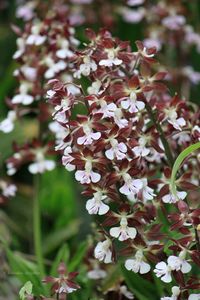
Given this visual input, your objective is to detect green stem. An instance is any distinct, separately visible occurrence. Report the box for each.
[33,174,45,278]
[145,102,174,168]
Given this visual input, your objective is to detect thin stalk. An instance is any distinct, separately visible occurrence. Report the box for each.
[33,174,45,278]
[194,228,200,251]
[145,102,174,168]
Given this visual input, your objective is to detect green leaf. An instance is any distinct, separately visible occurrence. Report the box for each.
[6,248,44,295]
[42,220,80,255]
[19,281,33,300]
[68,241,87,272]
[50,243,70,276]
[170,142,200,195]
[121,265,159,300]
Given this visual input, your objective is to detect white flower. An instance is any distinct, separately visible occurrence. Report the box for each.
[110,216,137,241]
[44,57,67,79]
[0,181,17,198]
[13,37,26,59]
[97,101,117,118]
[28,150,55,174]
[168,250,191,274]
[46,89,56,99]
[127,0,144,6]
[0,111,16,133]
[62,146,75,171]
[143,38,162,51]
[105,138,127,160]
[74,56,97,78]
[56,39,74,59]
[162,15,186,31]
[21,66,37,81]
[154,261,172,283]
[16,1,36,21]
[125,250,151,274]
[113,108,129,128]
[162,190,187,204]
[77,124,101,145]
[183,66,200,85]
[99,48,122,67]
[94,239,112,263]
[7,162,17,176]
[87,80,102,95]
[12,94,34,105]
[86,191,109,215]
[189,294,200,300]
[165,109,186,131]
[122,7,145,24]
[87,268,107,280]
[120,174,143,196]
[11,82,34,105]
[132,136,150,157]
[77,131,101,145]
[139,178,155,201]
[26,23,46,45]
[120,285,134,299]
[161,286,180,300]
[121,92,145,113]
[56,284,77,294]
[172,132,191,145]
[75,161,101,184]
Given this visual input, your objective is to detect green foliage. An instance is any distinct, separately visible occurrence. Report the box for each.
[121,265,159,300]
[19,281,33,300]
[170,142,200,195]
[6,248,45,295]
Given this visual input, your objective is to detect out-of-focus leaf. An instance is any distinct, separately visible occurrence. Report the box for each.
[121,265,158,300]
[39,168,77,229]
[6,249,44,295]
[101,265,121,292]
[170,142,200,196]
[19,281,33,300]
[68,241,87,272]
[50,243,70,276]
[42,220,80,255]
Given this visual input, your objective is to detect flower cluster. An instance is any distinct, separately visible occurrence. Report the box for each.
[120,0,200,96]
[43,262,80,296]
[48,28,200,297]
[0,0,82,176]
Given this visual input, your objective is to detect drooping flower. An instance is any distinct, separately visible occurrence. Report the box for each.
[75,161,101,184]
[86,191,109,215]
[110,216,137,241]
[94,238,112,264]
[0,111,16,133]
[125,250,151,274]
[154,261,172,283]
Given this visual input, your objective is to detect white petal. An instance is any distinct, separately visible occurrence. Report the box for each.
[92,132,101,140]
[136,100,145,110]
[177,191,187,200]
[105,148,114,160]
[140,261,151,274]
[161,272,172,283]
[77,135,86,145]
[75,170,84,182]
[90,171,101,183]
[110,227,121,238]
[121,99,130,110]
[181,261,191,273]
[125,259,135,271]
[98,203,109,215]
[28,163,39,174]
[127,227,137,239]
